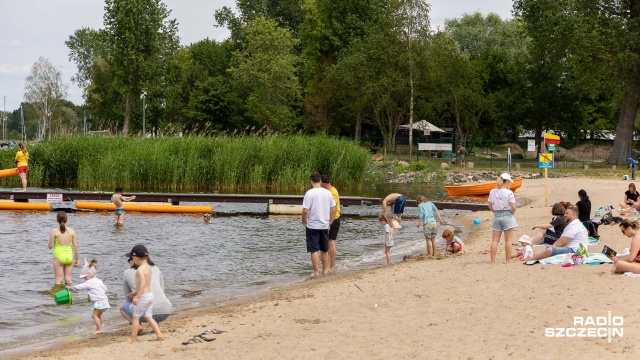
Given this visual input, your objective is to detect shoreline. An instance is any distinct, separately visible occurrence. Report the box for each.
[9,177,640,359]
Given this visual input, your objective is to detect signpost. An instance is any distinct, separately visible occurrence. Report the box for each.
[538,153,554,206]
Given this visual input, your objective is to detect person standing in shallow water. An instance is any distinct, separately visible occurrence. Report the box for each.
[302,172,336,276]
[112,186,136,225]
[48,211,79,285]
[321,175,340,273]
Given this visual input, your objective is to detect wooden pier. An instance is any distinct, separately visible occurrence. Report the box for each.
[0,191,487,212]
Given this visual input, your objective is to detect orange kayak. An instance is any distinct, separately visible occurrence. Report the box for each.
[76,201,212,214]
[444,178,523,197]
[0,168,19,178]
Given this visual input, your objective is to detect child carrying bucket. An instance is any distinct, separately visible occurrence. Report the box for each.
[69,259,110,334]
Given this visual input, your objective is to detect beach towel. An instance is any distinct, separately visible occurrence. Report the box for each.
[623,272,640,278]
[587,236,600,247]
[530,253,613,265]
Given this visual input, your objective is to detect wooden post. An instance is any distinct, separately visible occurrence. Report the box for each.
[544,167,548,207]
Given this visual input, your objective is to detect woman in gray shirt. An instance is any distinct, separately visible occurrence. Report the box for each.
[120,256,172,324]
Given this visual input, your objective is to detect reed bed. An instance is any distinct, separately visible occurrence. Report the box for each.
[0,135,371,192]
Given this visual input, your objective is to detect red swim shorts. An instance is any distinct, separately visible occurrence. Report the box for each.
[18,166,28,174]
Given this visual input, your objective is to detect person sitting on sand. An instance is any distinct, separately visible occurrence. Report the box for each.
[528,203,568,245]
[514,235,534,260]
[442,229,465,254]
[607,219,640,275]
[619,183,640,211]
[525,206,589,261]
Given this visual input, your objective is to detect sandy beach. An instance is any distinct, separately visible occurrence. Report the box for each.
[10,177,640,359]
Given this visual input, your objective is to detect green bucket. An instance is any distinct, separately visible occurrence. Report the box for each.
[54,288,73,305]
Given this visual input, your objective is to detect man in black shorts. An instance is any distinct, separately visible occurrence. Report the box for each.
[321,175,340,273]
[302,173,336,276]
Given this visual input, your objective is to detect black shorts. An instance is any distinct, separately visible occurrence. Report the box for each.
[328,218,341,240]
[543,229,559,245]
[306,227,329,253]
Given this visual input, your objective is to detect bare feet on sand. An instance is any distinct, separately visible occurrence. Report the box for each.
[156,335,165,341]
[93,330,103,335]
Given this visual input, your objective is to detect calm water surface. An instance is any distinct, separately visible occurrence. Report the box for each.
[0,184,466,354]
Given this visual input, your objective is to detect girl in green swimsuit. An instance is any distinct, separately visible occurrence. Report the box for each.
[48,212,79,285]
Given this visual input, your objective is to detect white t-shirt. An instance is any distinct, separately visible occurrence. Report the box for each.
[488,188,515,211]
[382,223,394,246]
[302,187,336,230]
[70,277,109,303]
[559,219,588,250]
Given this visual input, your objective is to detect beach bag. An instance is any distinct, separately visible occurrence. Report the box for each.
[601,211,614,225]
[582,220,600,239]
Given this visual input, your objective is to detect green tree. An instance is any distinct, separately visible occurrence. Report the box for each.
[229,16,301,132]
[102,0,179,135]
[300,0,388,138]
[514,0,640,164]
[65,27,107,93]
[420,33,489,150]
[444,13,530,147]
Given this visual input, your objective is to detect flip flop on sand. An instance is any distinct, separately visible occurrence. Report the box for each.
[208,328,226,335]
[182,337,203,345]
[196,334,216,342]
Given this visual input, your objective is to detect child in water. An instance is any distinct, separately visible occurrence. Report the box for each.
[112,186,136,225]
[379,214,394,265]
[442,229,466,255]
[203,213,211,223]
[69,259,110,334]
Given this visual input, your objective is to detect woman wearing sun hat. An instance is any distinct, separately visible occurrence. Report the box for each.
[488,173,518,264]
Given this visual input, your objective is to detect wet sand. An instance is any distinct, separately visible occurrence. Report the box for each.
[9,177,640,359]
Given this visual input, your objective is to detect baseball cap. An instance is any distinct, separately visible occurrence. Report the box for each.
[500,173,513,182]
[125,244,149,258]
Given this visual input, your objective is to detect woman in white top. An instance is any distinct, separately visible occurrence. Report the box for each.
[487,173,518,264]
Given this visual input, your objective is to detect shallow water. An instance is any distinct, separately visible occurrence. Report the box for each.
[0,198,465,352]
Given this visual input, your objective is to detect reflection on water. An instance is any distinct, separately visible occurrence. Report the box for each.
[0,201,467,353]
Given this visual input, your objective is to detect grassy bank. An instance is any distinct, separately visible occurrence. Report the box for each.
[0,136,371,192]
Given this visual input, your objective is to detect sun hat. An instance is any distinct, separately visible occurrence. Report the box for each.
[125,244,149,258]
[518,235,532,245]
[500,173,513,182]
[79,259,97,279]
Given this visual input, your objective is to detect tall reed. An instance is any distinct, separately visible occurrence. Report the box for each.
[0,135,371,192]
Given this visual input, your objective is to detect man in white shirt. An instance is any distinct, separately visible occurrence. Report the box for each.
[526,206,588,261]
[302,173,336,276]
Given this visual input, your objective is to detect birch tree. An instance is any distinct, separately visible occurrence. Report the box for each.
[23,57,68,140]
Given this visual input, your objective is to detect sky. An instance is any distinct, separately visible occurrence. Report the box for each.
[0,0,514,112]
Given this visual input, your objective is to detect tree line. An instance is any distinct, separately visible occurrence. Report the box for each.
[8,0,640,163]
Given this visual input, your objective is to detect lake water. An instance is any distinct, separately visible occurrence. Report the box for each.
[0,185,467,355]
